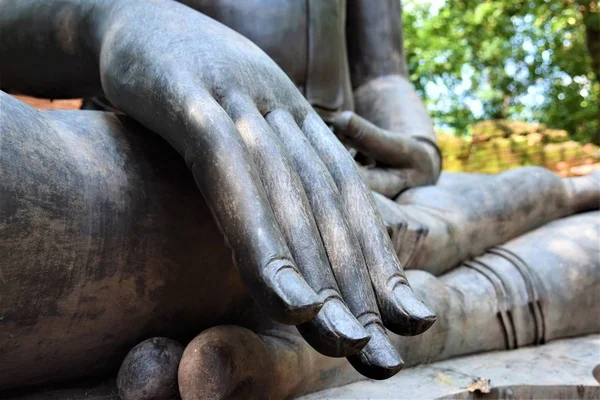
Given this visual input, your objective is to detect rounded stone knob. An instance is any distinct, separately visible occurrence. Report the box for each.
[117,337,184,400]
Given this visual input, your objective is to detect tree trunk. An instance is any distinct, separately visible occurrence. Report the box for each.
[581,1,600,144]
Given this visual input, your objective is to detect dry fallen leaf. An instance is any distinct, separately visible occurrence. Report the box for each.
[466,377,491,393]
[435,372,454,386]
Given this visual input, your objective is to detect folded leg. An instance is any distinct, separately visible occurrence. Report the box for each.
[386,167,600,274]
[175,212,600,399]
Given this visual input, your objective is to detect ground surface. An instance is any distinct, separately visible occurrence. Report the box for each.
[300,334,600,399]
[4,335,598,399]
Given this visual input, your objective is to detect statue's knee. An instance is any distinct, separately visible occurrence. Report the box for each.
[178,325,274,400]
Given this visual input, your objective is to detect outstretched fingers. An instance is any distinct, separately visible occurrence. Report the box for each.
[301,111,436,337]
[184,92,321,325]
[267,109,403,379]
[223,94,369,357]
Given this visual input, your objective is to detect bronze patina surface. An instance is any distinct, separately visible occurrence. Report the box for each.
[0,1,597,399]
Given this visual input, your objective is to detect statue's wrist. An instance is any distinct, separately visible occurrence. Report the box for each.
[413,136,443,179]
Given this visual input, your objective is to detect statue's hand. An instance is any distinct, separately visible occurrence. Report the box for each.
[99,0,435,377]
[333,75,442,198]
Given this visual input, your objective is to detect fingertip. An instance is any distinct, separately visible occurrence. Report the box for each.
[383,283,436,336]
[297,298,370,357]
[347,324,404,380]
[264,260,323,325]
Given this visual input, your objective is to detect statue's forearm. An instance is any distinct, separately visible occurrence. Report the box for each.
[563,173,600,214]
[0,0,120,98]
[346,0,407,88]
[400,168,600,274]
[424,170,567,273]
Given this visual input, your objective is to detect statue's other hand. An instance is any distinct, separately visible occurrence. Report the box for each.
[333,75,442,198]
[99,0,434,378]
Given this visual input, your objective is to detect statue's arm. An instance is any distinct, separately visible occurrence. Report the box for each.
[337,0,441,197]
[394,167,600,275]
[0,0,110,98]
[0,0,436,378]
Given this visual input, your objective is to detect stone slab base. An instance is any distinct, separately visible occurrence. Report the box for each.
[300,334,600,399]
[3,335,599,399]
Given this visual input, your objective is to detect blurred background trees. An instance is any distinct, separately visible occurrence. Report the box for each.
[403,0,599,145]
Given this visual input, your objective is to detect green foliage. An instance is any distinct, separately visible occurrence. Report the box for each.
[403,0,599,144]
